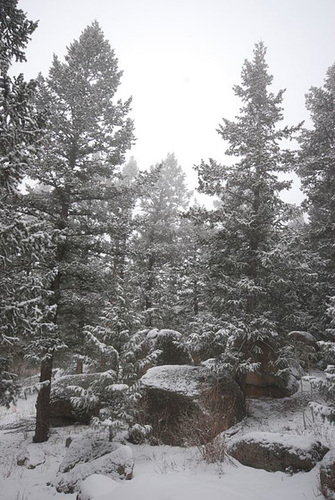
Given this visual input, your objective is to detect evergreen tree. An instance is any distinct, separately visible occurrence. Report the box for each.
[298,63,335,335]
[0,1,54,407]
[195,42,307,367]
[26,21,134,441]
[131,153,191,327]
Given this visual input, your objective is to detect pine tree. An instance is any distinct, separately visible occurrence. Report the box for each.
[26,21,134,441]
[195,42,307,371]
[131,153,191,327]
[0,1,54,407]
[298,63,335,335]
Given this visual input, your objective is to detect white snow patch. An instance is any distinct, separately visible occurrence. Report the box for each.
[109,384,129,392]
[77,474,118,500]
[140,365,202,397]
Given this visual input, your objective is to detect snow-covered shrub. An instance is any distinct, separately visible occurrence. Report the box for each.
[185,315,230,363]
[139,329,193,367]
[317,341,335,370]
[69,386,99,422]
[127,423,152,444]
[303,365,335,426]
[93,382,144,441]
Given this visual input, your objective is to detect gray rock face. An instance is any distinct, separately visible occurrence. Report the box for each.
[287,331,318,347]
[228,431,329,473]
[55,439,133,494]
[320,450,335,500]
[140,365,246,446]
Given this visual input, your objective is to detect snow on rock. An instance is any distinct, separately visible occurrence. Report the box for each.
[141,365,202,397]
[55,441,133,494]
[320,449,335,500]
[77,474,119,500]
[139,329,193,368]
[228,431,329,473]
[59,438,120,473]
[287,331,318,345]
[140,365,246,446]
[17,443,46,469]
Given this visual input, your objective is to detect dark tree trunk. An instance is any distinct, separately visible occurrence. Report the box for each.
[75,358,83,374]
[33,196,68,443]
[33,355,53,443]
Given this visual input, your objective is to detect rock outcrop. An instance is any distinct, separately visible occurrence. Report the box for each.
[139,364,246,446]
[55,439,133,494]
[234,339,298,398]
[49,374,102,426]
[287,330,319,369]
[228,431,329,473]
[139,329,193,371]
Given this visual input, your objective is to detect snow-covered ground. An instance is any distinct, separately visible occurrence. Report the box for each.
[0,377,331,500]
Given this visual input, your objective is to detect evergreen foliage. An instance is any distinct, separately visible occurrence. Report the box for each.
[27,20,135,357]
[24,21,134,441]
[298,63,335,335]
[194,42,309,375]
[2,8,334,444]
[0,0,54,407]
[131,153,191,327]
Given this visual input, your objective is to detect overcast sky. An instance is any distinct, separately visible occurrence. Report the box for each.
[15,0,335,202]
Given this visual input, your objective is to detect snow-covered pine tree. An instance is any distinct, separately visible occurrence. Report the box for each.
[0,1,56,407]
[297,63,335,336]
[194,42,309,374]
[26,21,135,442]
[131,153,191,327]
[84,276,144,378]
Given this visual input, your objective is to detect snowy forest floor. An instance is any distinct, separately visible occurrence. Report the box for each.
[0,374,331,500]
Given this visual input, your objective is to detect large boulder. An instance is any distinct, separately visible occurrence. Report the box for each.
[50,374,102,426]
[320,450,335,500]
[139,329,193,371]
[139,364,246,446]
[288,331,318,348]
[54,439,133,494]
[228,431,329,473]
[234,339,298,398]
[287,331,319,369]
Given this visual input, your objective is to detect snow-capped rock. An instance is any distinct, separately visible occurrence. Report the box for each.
[55,440,133,494]
[228,431,329,472]
[140,364,246,446]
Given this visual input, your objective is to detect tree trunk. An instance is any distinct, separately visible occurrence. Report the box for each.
[33,356,53,443]
[75,358,83,374]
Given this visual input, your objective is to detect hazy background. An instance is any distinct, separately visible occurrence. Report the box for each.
[14,0,335,202]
